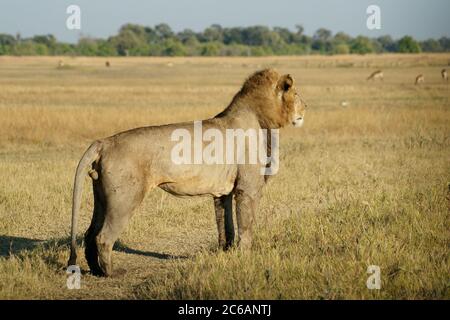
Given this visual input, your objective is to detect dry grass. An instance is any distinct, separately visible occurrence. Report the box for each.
[0,54,449,299]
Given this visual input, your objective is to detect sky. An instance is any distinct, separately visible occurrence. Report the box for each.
[0,0,449,43]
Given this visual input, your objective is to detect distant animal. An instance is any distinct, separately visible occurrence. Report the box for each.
[105,61,110,67]
[58,60,64,68]
[415,74,425,85]
[340,100,349,107]
[442,69,448,82]
[67,69,308,277]
[367,70,383,81]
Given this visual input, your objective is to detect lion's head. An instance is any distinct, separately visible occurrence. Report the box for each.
[232,69,307,129]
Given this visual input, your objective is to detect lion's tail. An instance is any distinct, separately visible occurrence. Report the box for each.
[68,141,102,267]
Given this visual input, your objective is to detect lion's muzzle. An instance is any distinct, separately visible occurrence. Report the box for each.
[292,117,304,127]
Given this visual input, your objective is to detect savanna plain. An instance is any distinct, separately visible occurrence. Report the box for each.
[0,54,449,299]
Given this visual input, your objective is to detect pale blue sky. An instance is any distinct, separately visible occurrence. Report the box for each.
[0,0,449,43]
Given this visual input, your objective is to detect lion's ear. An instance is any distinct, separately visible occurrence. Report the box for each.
[278,74,294,91]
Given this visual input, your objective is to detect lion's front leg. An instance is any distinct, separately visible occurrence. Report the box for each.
[234,189,259,250]
[214,193,234,250]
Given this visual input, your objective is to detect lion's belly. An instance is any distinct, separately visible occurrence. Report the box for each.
[158,164,237,197]
[159,181,233,197]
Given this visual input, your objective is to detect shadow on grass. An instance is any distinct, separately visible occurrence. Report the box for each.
[114,240,188,260]
[0,235,187,261]
[0,235,44,257]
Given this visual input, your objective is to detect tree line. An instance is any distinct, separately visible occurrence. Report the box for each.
[1,24,449,56]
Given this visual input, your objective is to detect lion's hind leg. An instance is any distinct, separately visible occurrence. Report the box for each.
[95,182,147,277]
[84,181,106,276]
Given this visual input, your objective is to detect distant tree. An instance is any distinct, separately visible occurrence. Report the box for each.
[313,28,332,42]
[249,46,270,56]
[203,24,224,43]
[0,23,448,57]
[143,26,159,44]
[266,32,286,52]
[333,32,352,54]
[274,27,294,43]
[13,41,48,55]
[421,39,442,52]
[97,40,117,56]
[161,38,186,56]
[370,39,384,53]
[109,25,148,55]
[53,42,76,55]
[438,37,450,52]
[397,36,421,53]
[334,43,350,54]
[241,26,273,46]
[312,28,333,52]
[34,43,49,55]
[334,32,352,44]
[177,29,198,44]
[200,42,222,56]
[154,23,174,40]
[120,24,147,38]
[298,34,313,47]
[289,25,306,44]
[295,25,304,37]
[0,34,16,55]
[222,27,244,45]
[350,36,374,54]
[77,37,99,56]
[32,34,57,50]
[148,43,163,56]
[377,35,397,52]
[222,43,251,56]
[0,33,16,46]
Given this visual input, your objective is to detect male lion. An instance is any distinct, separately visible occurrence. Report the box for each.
[68,69,307,276]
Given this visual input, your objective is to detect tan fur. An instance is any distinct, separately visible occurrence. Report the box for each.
[68,69,307,276]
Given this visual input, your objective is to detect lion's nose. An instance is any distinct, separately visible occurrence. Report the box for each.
[292,116,303,125]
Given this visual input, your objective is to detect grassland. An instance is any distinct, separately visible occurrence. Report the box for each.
[0,54,449,299]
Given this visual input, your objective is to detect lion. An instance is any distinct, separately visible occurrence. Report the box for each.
[67,69,307,277]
